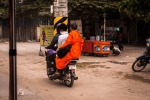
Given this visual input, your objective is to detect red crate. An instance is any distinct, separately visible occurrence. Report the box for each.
[82,40,94,54]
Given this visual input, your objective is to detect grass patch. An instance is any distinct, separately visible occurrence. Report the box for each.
[76,63,84,68]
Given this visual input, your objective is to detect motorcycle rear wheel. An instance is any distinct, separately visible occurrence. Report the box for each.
[65,73,74,87]
[132,59,147,72]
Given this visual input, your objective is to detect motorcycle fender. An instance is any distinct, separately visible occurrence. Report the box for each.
[70,69,75,76]
[68,65,76,76]
[136,55,146,60]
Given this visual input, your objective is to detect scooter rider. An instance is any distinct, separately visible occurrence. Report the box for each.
[45,23,62,50]
[51,23,84,78]
[145,33,150,55]
[46,23,69,75]
[45,23,61,75]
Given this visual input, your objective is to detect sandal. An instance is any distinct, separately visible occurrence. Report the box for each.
[50,73,60,79]
[47,71,55,75]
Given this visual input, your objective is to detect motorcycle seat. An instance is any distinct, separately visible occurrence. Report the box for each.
[71,58,79,60]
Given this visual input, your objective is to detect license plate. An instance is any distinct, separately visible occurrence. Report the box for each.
[68,65,76,69]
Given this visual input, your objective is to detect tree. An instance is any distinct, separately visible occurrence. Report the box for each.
[0,0,122,41]
[0,0,121,20]
[68,0,121,19]
[0,0,54,41]
[0,0,53,20]
[119,0,150,22]
[16,0,53,20]
[0,0,9,19]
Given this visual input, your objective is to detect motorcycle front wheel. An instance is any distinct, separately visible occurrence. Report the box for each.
[132,59,147,72]
[65,72,74,87]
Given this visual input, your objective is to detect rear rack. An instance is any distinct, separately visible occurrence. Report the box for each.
[71,58,79,62]
[70,60,79,62]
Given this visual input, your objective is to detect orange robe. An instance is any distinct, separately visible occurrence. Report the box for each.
[55,30,83,70]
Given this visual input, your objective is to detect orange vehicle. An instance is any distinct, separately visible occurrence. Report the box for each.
[93,41,110,56]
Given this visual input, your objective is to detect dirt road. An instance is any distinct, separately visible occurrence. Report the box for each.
[0,42,150,100]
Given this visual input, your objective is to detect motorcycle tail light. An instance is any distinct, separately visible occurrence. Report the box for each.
[69,62,76,65]
[69,60,77,64]
[71,69,75,72]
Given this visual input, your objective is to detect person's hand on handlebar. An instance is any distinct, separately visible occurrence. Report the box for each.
[56,48,60,53]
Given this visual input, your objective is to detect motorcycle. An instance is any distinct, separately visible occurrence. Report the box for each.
[132,41,150,72]
[45,49,78,87]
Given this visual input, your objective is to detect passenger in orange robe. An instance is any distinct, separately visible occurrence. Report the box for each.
[53,23,83,76]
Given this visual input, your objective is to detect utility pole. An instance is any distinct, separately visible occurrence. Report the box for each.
[9,0,17,100]
[53,0,68,34]
[103,13,106,41]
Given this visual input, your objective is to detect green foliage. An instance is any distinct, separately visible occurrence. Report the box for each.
[16,0,53,20]
[0,0,121,20]
[68,0,121,19]
[119,0,150,22]
[0,0,9,18]
[0,0,53,19]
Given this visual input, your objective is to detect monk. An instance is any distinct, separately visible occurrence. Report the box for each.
[52,23,83,77]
